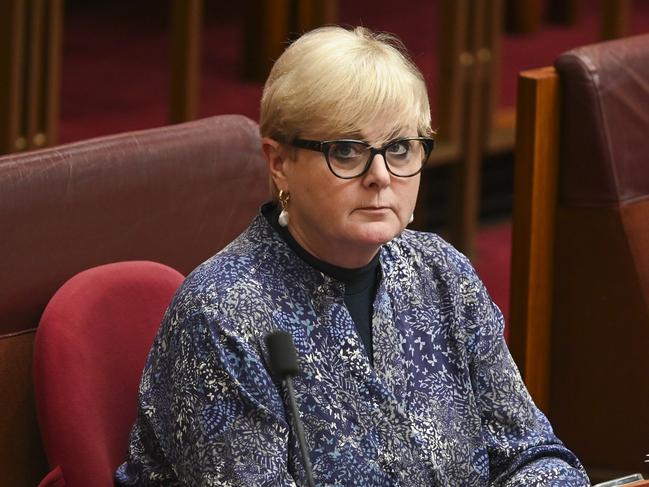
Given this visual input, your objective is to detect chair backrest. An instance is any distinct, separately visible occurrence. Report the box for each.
[33,261,185,487]
[0,114,268,486]
[510,33,649,479]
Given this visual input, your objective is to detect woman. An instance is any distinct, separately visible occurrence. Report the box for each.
[116,27,589,486]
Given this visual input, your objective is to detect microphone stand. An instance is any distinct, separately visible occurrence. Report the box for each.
[285,376,315,487]
[266,330,316,487]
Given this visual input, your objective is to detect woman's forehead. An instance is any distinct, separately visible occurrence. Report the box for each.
[360,122,418,144]
[306,120,418,143]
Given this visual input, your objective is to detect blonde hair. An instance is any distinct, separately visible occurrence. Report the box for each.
[260,26,432,197]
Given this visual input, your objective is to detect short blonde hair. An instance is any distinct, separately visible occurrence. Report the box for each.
[260,26,432,144]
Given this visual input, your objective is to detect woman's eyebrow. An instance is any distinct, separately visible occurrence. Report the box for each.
[347,130,402,146]
[376,128,415,145]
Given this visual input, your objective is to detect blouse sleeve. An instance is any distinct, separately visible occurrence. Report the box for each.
[458,262,590,487]
[115,292,298,487]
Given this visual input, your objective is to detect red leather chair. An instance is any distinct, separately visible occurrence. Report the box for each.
[33,261,185,487]
[510,33,649,480]
[0,114,268,485]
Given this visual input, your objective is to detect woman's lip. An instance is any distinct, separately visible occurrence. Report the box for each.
[357,206,391,211]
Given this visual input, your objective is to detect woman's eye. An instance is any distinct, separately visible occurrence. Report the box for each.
[387,141,410,156]
[331,143,363,159]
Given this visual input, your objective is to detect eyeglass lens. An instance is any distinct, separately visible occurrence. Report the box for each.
[327,140,428,177]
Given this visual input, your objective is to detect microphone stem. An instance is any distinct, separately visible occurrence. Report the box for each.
[285,376,316,487]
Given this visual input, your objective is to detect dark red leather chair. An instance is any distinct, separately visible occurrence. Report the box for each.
[0,114,268,486]
[34,261,185,487]
[551,33,649,479]
[510,33,649,481]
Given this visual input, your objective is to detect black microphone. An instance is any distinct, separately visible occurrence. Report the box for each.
[266,331,316,487]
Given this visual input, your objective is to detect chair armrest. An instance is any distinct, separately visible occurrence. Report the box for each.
[38,466,66,487]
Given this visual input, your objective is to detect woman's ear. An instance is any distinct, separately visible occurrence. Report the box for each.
[262,137,290,191]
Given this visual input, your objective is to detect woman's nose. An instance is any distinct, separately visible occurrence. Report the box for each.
[362,153,391,187]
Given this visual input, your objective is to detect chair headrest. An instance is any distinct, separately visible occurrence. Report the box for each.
[0,114,268,337]
[555,33,649,207]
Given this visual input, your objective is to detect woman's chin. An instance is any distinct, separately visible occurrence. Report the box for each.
[351,221,403,246]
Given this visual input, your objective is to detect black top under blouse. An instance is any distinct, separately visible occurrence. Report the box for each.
[263,202,379,365]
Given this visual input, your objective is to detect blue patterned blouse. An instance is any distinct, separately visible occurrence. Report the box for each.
[115,212,589,486]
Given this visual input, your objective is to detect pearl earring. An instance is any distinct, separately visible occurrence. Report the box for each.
[408,213,414,224]
[278,190,290,227]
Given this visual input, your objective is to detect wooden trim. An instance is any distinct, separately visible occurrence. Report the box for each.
[26,0,63,148]
[42,0,63,147]
[483,0,516,157]
[505,0,542,34]
[546,0,578,25]
[0,0,61,153]
[482,0,502,139]
[0,0,27,154]
[169,0,203,124]
[243,0,291,81]
[486,106,516,155]
[296,0,338,33]
[448,0,490,256]
[432,0,471,243]
[0,331,49,486]
[601,0,630,40]
[508,66,559,413]
[436,0,469,145]
[26,0,45,149]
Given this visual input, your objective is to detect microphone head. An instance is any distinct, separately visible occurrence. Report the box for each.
[265,330,300,378]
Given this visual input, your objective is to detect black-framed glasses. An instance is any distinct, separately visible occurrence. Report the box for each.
[290,136,436,179]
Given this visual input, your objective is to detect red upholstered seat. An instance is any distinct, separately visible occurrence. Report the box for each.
[0,114,267,484]
[33,261,185,487]
[510,33,649,478]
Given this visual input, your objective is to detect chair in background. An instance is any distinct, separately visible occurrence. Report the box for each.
[34,261,185,487]
[509,34,649,481]
[0,114,268,486]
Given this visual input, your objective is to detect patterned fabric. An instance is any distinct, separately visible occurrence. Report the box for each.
[115,213,589,486]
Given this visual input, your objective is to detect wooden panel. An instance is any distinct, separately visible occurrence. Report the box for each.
[25,0,45,149]
[243,0,291,81]
[296,0,338,33]
[422,0,468,235]
[505,0,542,34]
[0,0,61,154]
[546,0,578,25]
[481,0,503,139]
[601,0,630,40]
[42,0,63,147]
[169,0,203,123]
[0,0,26,154]
[0,331,49,487]
[412,0,470,232]
[436,0,469,146]
[487,106,516,154]
[508,67,559,413]
[448,0,489,256]
[485,0,516,157]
